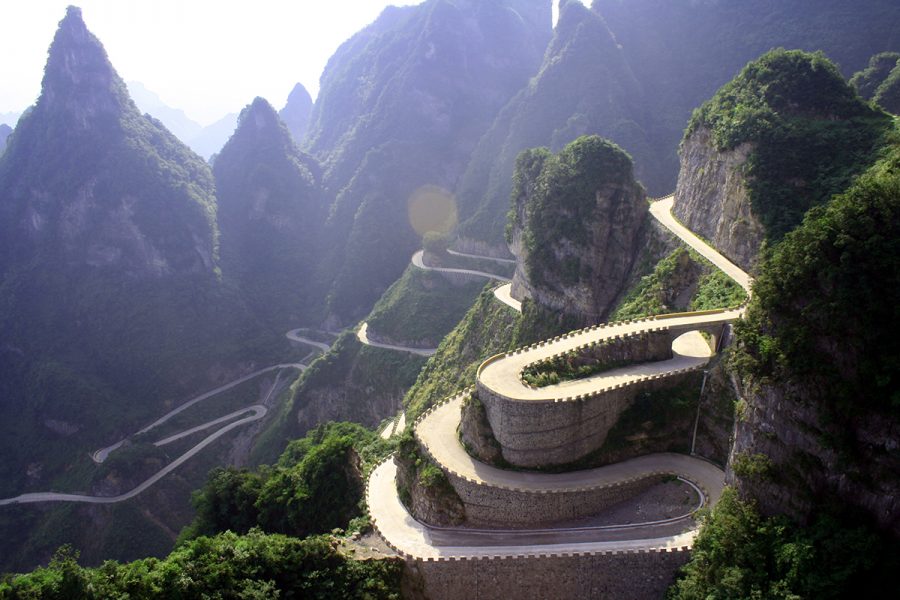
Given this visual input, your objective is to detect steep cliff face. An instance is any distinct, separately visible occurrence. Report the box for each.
[508,136,647,325]
[726,133,900,536]
[673,127,764,271]
[674,49,890,272]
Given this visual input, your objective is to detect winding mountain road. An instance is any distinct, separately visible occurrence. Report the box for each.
[412,250,511,282]
[0,406,267,506]
[4,356,306,505]
[367,195,751,559]
[357,322,437,357]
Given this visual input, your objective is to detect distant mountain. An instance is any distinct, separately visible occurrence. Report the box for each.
[591,0,900,192]
[306,0,553,324]
[127,80,203,142]
[279,83,313,145]
[126,81,237,159]
[455,0,656,245]
[215,97,326,326]
[190,112,239,160]
[0,5,265,512]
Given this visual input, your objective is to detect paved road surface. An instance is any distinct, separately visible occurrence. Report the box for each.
[285,330,332,352]
[412,250,510,282]
[367,196,749,558]
[367,459,699,559]
[92,363,304,463]
[417,396,724,501]
[492,282,522,312]
[358,322,437,357]
[447,249,516,264]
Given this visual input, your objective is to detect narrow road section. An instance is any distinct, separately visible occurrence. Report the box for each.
[412,250,510,282]
[357,322,437,356]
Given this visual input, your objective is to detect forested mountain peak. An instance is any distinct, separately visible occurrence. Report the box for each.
[0,4,217,277]
[214,97,325,327]
[40,5,135,127]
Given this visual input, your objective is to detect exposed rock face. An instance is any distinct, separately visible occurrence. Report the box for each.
[278,83,313,145]
[459,396,504,465]
[395,452,466,527]
[673,126,764,272]
[508,136,648,325]
[729,380,900,537]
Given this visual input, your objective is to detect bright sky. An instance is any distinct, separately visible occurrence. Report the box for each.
[1,1,568,126]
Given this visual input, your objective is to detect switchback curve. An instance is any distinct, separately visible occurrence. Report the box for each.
[368,195,751,558]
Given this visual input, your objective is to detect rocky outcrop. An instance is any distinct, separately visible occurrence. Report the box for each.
[458,395,504,465]
[395,447,466,527]
[508,136,648,326]
[673,126,764,272]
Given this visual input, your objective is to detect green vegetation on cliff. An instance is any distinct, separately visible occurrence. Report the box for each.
[668,488,899,600]
[850,52,900,100]
[366,266,485,348]
[509,135,643,295]
[611,247,746,321]
[404,289,564,420]
[686,49,892,241]
[183,422,392,541]
[0,531,401,599]
[735,131,900,416]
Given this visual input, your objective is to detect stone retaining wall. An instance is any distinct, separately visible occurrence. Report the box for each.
[405,548,691,600]
[446,470,664,527]
[478,371,699,467]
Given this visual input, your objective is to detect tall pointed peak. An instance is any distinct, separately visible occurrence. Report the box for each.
[39,5,133,119]
[286,83,312,107]
[228,97,296,152]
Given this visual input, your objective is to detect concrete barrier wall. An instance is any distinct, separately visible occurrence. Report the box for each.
[407,548,691,600]
[478,371,698,468]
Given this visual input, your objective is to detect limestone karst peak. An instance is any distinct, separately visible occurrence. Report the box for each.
[39,5,133,120]
[279,83,313,144]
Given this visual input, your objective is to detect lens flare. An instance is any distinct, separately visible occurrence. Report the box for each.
[408,184,458,237]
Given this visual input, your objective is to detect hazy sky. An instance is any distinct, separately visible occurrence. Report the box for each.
[1,1,568,126]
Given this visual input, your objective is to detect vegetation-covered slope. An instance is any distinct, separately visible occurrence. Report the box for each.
[670,84,900,600]
[685,49,892,242]
[593,0,900,194]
